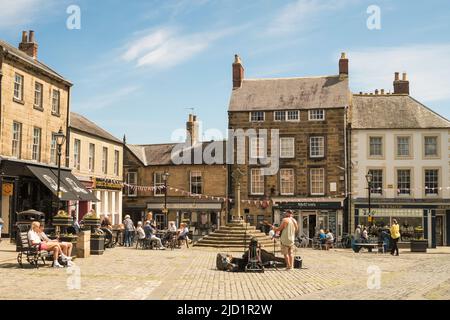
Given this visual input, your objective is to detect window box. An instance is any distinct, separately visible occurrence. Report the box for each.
[410,239,427,253]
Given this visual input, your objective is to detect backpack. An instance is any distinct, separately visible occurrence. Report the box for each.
[216,253,231,271]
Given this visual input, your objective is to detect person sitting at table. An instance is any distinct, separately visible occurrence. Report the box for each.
[38,225,74,263]
[168,221,177,232]
[177,223,190,248]
[28,222,65,268]
[325,229,334,250]
[361,227,369,243]
[143,221,165,250]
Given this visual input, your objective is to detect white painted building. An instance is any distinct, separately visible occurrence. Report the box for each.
[350,77,450,247]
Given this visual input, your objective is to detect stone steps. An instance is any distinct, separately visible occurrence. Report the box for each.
[194,221,277,250]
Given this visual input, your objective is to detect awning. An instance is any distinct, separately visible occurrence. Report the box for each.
[27,166,78,201]
[51,169,99,202]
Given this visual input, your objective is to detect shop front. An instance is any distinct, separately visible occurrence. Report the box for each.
[354,201,450,248]
[272,198,346,239]
[147,200,224,241]
[0,158,98,238]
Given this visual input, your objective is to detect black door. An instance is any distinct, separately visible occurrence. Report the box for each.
[309,215,317,238]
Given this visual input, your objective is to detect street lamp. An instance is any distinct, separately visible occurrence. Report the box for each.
[54,127,66,212]
[162,172,170,226]
[365,172,373,226]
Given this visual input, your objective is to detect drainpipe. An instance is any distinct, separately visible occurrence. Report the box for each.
[65,86,71,168]
[344,105,350,234]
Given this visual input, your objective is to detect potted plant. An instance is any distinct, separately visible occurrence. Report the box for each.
[53,210,74,227]
[411,226,427,253]
[83,210,101,228]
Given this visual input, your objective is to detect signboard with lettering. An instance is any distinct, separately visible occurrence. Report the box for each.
[93,178,123,191]
[277,201,342,210]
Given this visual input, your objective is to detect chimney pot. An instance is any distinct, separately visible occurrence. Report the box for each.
[21,31,28,43]
[375,89,379,95]
[381,89,385,95]
[395,72,400,81]
[29,30,35,43]
[402,73,407,81]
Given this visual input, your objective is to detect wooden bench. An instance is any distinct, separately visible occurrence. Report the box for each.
[16,230,49,269]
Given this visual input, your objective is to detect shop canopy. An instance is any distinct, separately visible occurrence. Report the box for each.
[27,166,98,202]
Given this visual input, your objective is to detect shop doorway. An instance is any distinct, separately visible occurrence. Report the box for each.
[436,215,444,246]
[300,212,317,238]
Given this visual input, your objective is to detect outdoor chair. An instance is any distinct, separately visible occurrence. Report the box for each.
[16,229,49,269]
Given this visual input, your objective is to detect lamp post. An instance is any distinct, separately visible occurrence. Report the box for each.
[54,127,66,213]
[162,171,170,228]
[365,172,373,226]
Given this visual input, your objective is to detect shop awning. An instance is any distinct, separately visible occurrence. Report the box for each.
[50,169,99,202]
[27,166,79,201]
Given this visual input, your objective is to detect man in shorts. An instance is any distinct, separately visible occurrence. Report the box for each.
[272,210,298,270]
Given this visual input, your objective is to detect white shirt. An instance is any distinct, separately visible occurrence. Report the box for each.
[28,230,42,245]
[168,225,177,232]
[326,232,334,241]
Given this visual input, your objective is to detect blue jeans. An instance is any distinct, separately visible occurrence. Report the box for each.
[124,230,133,246]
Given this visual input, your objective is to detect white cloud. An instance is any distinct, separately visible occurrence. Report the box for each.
[267,0,357,36]
[0,0,55,28]
[77,86,140,110]
[348,44,450,102]
[122,26,237,69]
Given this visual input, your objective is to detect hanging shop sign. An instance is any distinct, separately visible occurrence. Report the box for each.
[93,178,123,191]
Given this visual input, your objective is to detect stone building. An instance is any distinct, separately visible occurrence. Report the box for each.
[123,114,228,239]
[0,31,94,237]
[227,54,351,238]
[69,112,123,224]
[350,73,450,247]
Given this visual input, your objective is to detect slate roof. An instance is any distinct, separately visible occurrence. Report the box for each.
[351,95,450,129]
[127,141,227,166]
[70,112,122,144]
[229,75,350,111]
[0,40,71,85]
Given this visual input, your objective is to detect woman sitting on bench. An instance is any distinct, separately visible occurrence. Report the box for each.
[28,222,66,268]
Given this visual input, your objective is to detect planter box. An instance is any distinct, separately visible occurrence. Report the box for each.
[84,219,101,227]
[60,235,78,257]
[411,240,428,253]
[53,218,74,227]
[90,234,105,255]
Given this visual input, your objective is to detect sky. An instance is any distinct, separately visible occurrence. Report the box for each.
[0,0,449,144]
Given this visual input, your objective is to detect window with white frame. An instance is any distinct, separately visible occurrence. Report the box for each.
[280,137,295,158]
[88,143,95,172]
[310,136,325,158]
[369,137,383,157]
[127,172,137,197]
[102,147,108,174]
[308,109,325,121]
[397,136,411,157]
[73,139,81,170]
[52,89,60,115]
[250,111,264,122]
[154,172,165,196]
[251,168,264,195]
[425,169,439,195]
[424,136,438,157]
[369,169,383,195]
[190,171,202,195]
[287,110,300,121]
[34,82,43,109]
[50,133,57,165]
[32,127,41,161]
[14,73,23,101]
[310,168,325,195]
[397,169,411,195]
[12,122,22,159]
[250,137,265,159]
[280,169,294,195]
[274,111,286,121]
[114,150,119,176]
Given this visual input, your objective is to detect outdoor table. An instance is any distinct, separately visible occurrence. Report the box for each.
[112,229,124,246]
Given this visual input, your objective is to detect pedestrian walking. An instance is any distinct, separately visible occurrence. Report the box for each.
[0,217,4,242]
[390,219,401,256]
[122,215,135,247]
[272,210,298,270]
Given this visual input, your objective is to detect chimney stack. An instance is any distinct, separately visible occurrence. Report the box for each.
[393,71,410,95]
[18,30,38,59]
[380,89,385,95]
[232,54,244,89]
[186,114,199,146]
[339,52,349,78]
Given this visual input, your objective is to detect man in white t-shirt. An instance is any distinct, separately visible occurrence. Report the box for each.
[27,222,65,268]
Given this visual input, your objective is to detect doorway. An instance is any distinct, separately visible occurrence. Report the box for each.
[436,215,444,246]
[300,212,317,238]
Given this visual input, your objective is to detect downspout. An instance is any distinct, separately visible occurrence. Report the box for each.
[65,86,71,168]
[344,105,350,234]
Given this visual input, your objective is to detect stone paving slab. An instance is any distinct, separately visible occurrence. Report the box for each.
[0,240,449,300]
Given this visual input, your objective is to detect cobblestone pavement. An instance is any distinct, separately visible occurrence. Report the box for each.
[0,240,449,300]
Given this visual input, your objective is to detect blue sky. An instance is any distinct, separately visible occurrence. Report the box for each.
[1,0,449,144]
